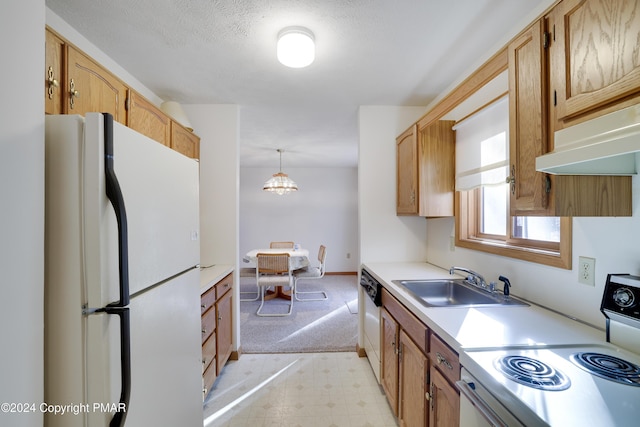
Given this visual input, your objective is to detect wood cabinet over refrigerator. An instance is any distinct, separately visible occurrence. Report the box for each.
[45,27,201,160]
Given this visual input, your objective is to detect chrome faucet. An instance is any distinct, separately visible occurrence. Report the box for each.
[449,266,489,291]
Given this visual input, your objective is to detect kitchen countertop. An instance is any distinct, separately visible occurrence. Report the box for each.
[362,262,606,354]
[199,264,234,294]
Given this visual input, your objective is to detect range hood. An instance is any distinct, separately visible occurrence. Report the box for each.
[536,104,640,175]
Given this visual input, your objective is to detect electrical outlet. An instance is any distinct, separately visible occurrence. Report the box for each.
[450,236,455,252]
[578,256,595,286]
[346,253,351,259]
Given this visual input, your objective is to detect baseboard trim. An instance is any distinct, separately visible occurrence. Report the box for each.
[325,271,357,276]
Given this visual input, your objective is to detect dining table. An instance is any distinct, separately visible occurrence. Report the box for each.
[243,248,310,300]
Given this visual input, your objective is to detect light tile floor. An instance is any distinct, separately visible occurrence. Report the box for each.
[203,352,398,427]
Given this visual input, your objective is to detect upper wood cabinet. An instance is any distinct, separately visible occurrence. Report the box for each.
[396,124,419,215]
[396,120,455,217]
[127,90,171,147]
[45,29,64,115]
[550,0,640,126]
[170,121,200,160]
[508,19,551,216]
[507,15,632,217]
[44,27,201,159]
[66,46,128,125]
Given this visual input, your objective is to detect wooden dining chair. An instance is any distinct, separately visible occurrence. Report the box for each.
[293,245,328,301]
[256,253,293,316]
[270,241,295,248]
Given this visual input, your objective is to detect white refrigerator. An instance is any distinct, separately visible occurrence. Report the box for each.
[44,113,204,426]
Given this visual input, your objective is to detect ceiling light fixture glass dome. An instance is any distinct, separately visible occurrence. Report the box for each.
[277,27,315,68]
[263,149,298,195]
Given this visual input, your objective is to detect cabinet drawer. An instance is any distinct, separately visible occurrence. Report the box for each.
[202,332,216,372]
[429,334,460,384]
[201,286,216,315]
[201,306,216,344]
[215,273,233,299]
[381,288,428,354]
[203,359,217,396]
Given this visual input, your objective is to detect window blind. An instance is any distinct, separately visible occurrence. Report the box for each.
[454,96,509,191]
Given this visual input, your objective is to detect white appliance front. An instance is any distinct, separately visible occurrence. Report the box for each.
[463,344,640,426]
[80,113,200,308]
[362,289,381,382]
[44,113,203,427]
[85,268,203,426]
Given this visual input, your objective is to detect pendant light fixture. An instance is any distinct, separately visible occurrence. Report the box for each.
[263,149,298,195]
[277,27,315,68]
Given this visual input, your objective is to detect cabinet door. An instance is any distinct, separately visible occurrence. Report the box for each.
[127,90,171,146]
[396,124,419,215]
[508,19,552,215]
[170,121,200,159]
[551,0,640,123]
[429,367,459,427]
[417,120,455,217]
[399,330,428,427]
[508,11,633,217]
[66,46,128,124]
[45,28,64,115]
[381,308,399,416]
[215,288,233,374]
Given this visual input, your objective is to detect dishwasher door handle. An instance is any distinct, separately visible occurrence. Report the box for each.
[456,380,508,427]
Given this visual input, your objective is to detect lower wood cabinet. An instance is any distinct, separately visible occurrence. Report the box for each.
[201,272,233,398]
[399,329,428,427]
[381,288,460,426]
[428,334,460,427]
[381,289,429,426]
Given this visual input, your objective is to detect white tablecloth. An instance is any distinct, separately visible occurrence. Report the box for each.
[244,248,310,270]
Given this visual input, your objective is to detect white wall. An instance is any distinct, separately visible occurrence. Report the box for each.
[1,1,44,425]
[184,104,241,351]
[239,167,358,272]
[426,157,640,328]
[184,105,239,266]
[358,106,428,264]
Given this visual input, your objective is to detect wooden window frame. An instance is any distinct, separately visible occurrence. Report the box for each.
[456,190,572,269]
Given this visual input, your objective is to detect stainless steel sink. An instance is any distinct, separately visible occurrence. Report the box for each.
[392,279,528,308]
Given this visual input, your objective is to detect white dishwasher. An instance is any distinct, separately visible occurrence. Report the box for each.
[360,268,382,383]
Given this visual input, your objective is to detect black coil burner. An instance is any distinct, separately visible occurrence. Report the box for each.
[494,355,571,391]
[571,352,640,386]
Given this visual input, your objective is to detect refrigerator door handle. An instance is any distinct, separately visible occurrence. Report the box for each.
[100,306,131,427]
[103,113,130,308]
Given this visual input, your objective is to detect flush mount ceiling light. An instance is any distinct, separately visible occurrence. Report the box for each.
[263,149,298,195]
[277,27,315,68]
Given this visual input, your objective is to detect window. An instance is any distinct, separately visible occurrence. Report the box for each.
[454,96,571,269]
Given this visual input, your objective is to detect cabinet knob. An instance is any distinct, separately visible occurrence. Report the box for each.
[201,303,207,309]
[69,79,80,109]
[47,66,59,99]
[506,165,516,194]
[202,328,207,335]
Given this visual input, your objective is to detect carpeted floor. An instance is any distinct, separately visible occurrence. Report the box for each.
[239,275,358,353]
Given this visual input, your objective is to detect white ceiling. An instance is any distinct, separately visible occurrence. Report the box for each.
[45,0,549,168]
